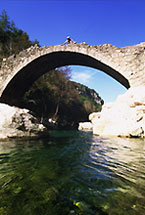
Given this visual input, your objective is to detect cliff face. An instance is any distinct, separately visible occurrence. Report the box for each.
[71,81,104,111]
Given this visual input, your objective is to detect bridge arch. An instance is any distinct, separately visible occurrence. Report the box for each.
[0,43,133,106]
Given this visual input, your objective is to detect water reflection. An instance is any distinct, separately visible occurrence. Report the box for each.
[89,136,145,214]
[0,132,145,215]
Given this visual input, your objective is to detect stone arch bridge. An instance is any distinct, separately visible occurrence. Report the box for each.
[0,42,145,106]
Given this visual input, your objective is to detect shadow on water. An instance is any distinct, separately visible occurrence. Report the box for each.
[0,130,145,215]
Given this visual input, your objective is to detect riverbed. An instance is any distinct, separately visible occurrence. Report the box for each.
[0,130,145,215]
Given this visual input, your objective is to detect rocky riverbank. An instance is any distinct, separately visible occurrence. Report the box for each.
[1,86,145,139]
[79,86,145,138]
[0,103,45,139]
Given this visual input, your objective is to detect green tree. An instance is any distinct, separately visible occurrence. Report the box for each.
[0,9,11,31]
[0,9,40,61]
[23,67,78,122]
[22,67,102,129]
[0,9,11,57]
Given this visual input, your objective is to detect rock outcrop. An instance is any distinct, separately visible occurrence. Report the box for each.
[78,122,93,131]
[80,86,145,138]
[71,81,104,107]
[90,86,145,138]
[0,103,45,139]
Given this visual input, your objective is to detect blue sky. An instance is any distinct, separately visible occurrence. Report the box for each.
[0,0,145,102]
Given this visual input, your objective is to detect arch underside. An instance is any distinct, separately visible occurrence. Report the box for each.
[0,51,130,106]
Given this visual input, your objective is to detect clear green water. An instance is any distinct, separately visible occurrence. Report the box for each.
[0,130,145,215]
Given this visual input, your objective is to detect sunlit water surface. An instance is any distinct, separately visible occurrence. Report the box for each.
[0,130,145,215]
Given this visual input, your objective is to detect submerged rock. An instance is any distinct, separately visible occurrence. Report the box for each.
[88,86,145,138]
[0,103,45,139]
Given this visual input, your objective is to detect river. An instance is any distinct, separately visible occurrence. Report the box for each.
[0,130,145,215]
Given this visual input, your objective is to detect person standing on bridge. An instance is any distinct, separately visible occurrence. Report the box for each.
[64,36,76,45]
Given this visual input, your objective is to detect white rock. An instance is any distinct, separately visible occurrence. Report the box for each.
[0,103,45,139]
[78,122,93,131]
[89,86,145,138]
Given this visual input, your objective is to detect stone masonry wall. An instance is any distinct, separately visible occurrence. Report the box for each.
[0,42,145,98]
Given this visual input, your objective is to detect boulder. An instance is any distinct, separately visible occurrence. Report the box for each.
[78,122,93,131]
[0,103,45,139]
[89,86,145,138]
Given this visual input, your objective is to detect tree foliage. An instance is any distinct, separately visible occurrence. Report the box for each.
[22,67,87,128]
[0,9,39,61]
[22,67,103,129]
